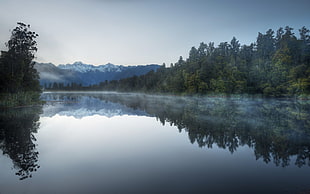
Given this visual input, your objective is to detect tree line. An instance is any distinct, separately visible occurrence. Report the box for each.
[52,26,309,97]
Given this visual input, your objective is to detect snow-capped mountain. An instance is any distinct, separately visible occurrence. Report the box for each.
[35,62,160,87]
[58,61,123,73]
[41,93,149,118]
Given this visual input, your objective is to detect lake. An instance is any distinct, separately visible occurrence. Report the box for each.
[1,92,310,194]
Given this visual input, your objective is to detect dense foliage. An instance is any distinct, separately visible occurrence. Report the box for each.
[0,23,41,106]
[80,26,309,97]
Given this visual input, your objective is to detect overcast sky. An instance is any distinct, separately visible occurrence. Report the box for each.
[0,0,309,66]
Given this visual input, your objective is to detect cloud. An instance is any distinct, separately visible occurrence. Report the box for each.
[39,72,63,81]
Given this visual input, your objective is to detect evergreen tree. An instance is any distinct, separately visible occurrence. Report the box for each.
[0,22,40,93]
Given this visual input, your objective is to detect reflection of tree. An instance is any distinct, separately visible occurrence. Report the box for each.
[92,94,310,167]
[43,93,310,167]
[0,107,42,180]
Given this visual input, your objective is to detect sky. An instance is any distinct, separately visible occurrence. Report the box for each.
[0,0,309,66]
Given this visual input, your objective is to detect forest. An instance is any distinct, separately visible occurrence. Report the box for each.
[1,24,310,98]
[49,26,310,97]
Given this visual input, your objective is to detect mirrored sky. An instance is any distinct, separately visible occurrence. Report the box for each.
[0,0,309,66]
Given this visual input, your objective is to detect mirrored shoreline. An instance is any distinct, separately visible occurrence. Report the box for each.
[42,92,310,167]
[0,92,309,194]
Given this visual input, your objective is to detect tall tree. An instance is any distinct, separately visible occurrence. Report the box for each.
[0,22,40,93]
[197,42,207,58]
[188,46,199,63]
[230,37,240,66]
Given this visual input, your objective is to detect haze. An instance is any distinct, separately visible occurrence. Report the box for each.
[0,0,309,66]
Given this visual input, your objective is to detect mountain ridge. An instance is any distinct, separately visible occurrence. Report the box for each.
[58,61,123,73]
[35,62,160,87]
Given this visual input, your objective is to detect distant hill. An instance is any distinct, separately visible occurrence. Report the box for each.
[35,61,160,87]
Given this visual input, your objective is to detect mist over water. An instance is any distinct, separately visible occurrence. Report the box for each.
[1,92,310,193]
[42,92,310,166]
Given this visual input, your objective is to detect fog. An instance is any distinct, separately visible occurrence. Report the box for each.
[41,92,310,167]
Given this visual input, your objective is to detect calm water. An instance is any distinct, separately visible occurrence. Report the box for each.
[1,92,310,194]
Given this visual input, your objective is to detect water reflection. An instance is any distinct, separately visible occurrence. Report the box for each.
[0,107,42,180]
[42,92,310,168]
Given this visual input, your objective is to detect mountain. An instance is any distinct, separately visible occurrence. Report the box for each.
[58,62,123,73]
[35,62,160,87]
[41,93,148,118]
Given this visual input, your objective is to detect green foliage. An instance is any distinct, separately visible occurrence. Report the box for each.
[0,22,41,107]
[46,26,310,97]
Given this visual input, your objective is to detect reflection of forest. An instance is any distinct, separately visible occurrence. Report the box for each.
[59,93,310,168]
[0,107,42,180]
[42,93,310,167]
